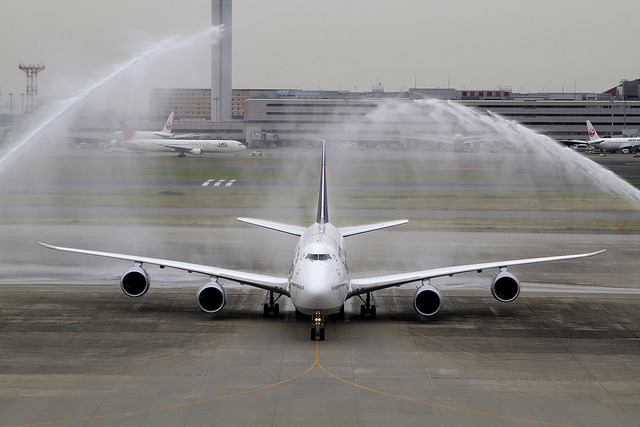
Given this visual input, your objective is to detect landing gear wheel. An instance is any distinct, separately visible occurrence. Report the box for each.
[310,327,325,341]
[359,292,377,318]
[263,302,279,317]
[262,291,280,317]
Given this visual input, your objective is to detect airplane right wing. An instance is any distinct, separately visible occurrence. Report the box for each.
[38,242,290,295]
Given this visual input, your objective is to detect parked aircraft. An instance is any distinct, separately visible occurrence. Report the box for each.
[39,141,605,340]
[110,112,244,156]
[586,120,640,151]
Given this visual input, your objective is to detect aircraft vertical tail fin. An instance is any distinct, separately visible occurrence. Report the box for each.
[586,120,602,142]
[162,112,175,134]
[118,119,136,141]
[316,140,329,225]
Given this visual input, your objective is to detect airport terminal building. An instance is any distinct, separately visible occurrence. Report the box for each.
[6,81,635,150]
[146,81,640,148]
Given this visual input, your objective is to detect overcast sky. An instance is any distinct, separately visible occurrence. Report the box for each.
[2,0,639,109]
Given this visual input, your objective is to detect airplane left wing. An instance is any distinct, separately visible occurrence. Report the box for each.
[38,242,290,295]
[349,249,606,297]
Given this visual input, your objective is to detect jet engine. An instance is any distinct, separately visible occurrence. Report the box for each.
[413,282,442,317]
[190,148,203,155]
[491,270,520,302]
[120,264,150,297]
[196,279,226,313]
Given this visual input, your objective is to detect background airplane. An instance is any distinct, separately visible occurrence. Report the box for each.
[40,141,605,340]
[120,137,245,157]
[110,112,245,156]
[586,120,640,151]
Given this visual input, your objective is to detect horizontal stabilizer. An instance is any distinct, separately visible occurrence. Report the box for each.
[237,217,306,236]
[339,219,408,237]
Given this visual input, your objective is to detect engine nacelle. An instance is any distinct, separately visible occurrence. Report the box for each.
[491,270,520,302]
[196,279,226,313]
[413,283,442,317]
[120,265,150,297]
[190,148,203,155]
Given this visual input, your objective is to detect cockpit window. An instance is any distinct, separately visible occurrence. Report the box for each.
[305,253,331,261]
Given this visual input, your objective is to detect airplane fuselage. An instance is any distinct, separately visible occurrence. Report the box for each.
[289,222,350,315]
[593,137,640,150]
[124,138,246,154]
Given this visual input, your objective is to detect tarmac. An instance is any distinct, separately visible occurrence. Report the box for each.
[0,147,639,426]
[1,280,639,426]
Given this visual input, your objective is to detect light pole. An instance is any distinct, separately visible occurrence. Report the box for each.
[8,93,13,114]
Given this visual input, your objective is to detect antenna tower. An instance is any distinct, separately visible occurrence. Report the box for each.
[18,63,45,113]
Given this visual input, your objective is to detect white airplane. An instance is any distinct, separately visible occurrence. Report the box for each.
[112,113,245,156]
[121,137,246,157]
[586,120,640,151]
[39,141,605,340]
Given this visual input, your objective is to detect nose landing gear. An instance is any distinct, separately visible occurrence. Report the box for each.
[310,310,325,341]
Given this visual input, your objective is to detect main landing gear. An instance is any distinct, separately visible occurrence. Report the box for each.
[263,291,281,317]
[310,310,325,341]
[358,292,377,318]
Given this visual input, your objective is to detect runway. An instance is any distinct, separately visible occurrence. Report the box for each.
[0,146,639,425]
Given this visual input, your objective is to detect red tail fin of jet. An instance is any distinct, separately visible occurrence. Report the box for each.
[118,119,136,141]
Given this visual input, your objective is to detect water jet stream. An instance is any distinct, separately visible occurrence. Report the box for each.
[358,99,640,209]
[0,26,222,172]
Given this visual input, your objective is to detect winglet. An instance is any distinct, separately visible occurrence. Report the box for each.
[316,140,329,225]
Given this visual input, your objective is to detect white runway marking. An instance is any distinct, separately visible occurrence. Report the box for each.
[201,179,237,187]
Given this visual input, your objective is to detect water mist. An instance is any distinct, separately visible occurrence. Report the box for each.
[0,26,223,172]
